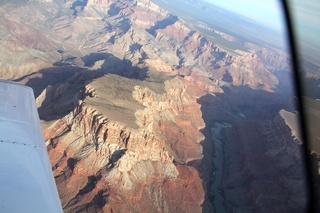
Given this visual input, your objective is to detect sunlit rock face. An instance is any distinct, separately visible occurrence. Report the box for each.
[0,0,288,91]
[37,67,206,212]
[0,0,310,212]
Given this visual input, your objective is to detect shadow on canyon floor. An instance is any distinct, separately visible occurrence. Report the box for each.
[14,52,149,121]
[197,85,296,212]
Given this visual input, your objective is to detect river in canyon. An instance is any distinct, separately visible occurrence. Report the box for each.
[210,122,232,213]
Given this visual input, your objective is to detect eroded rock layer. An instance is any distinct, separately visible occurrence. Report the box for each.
[1,0,288,93]
[0,0,311,212]
[39,68,205,212]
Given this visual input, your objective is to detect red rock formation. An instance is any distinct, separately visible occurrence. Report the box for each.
[0,0,290,92]
[39,71,206,212]
[0,1,304,212]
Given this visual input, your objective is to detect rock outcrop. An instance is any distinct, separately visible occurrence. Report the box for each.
[39,69,206,212]
[0,0,310,212]
[0,0,289,93]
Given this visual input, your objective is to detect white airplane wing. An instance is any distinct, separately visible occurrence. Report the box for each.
[0,80,62,212]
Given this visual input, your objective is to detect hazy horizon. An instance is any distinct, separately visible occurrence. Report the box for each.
[204,0,320,66]
[203,0,285,33]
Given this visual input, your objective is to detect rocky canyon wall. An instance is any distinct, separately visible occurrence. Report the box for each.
[37,67,206,212]
[0,0,309,212]
[199,91,308,212]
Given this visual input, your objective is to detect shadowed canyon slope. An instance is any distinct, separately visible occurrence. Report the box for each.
[40,68,206,212]
[0,0,311,212]
[1,0,288,92]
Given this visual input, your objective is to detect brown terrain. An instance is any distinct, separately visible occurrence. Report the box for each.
[0,0,312,212]
[40,71,206,212]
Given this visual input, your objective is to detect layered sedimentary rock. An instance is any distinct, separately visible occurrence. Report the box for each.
[0,0,288,93]
[0,0,310,212]
[38,68,206,212]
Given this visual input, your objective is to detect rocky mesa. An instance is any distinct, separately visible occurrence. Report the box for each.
[0,0,311,212]
[37,65,206,212]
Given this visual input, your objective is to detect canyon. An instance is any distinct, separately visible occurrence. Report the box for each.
[0,0,314,212]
